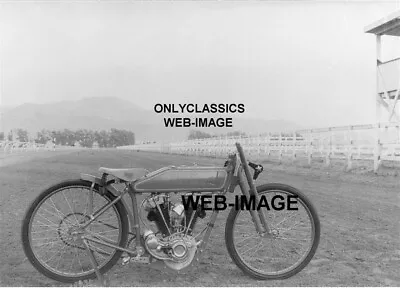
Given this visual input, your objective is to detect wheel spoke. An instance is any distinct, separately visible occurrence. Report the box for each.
[62,190,80,225]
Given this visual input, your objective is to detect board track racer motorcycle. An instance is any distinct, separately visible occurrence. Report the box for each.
[21,143,320,284]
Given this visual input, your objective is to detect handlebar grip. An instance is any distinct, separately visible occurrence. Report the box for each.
[248,162,264,180]
[248,162,257,169]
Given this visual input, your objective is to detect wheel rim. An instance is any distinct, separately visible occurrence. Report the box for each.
[232,189,316,276]
[28,185,123,278]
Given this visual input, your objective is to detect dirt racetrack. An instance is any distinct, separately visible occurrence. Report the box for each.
[0,149,399,286]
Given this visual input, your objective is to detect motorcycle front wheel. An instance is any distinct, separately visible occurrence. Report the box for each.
[225,183,320,280]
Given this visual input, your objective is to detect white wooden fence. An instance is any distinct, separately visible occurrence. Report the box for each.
[118,122,400,173]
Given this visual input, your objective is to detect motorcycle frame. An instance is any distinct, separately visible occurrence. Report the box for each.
[79,143,271,262]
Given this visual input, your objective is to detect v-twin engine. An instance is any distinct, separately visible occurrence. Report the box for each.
[140,193,207,270]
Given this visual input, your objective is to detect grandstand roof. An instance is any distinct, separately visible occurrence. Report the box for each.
[364,10,400,36]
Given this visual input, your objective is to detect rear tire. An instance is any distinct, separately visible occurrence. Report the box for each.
[225,183,320,280]
[21,179,129,283]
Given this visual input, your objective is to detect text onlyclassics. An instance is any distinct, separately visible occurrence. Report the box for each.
[154,103,245,128]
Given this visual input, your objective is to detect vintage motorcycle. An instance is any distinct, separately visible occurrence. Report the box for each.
[21,143,320,284]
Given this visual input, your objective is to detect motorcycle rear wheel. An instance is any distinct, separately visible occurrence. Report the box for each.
[21,179,129,283]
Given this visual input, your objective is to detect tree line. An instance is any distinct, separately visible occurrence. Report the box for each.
[0,128,135,148]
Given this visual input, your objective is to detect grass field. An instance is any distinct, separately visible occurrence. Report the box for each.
[0,149,399,287]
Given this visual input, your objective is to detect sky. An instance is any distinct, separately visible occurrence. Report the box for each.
[0,1,399,128]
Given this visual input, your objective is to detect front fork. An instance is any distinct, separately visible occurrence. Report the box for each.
[234,142,270,235]
[237,167,271,235]
[197,166,272,259]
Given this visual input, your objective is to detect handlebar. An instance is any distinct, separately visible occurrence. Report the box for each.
[234,142,264,180]
[224,143,264,180]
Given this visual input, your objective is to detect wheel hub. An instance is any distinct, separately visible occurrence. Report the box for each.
[271,229,279,235]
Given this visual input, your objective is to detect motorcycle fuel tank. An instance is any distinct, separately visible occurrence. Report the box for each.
[133,166,228,192]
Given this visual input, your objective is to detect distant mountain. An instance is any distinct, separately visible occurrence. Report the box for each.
[0,105,14,114]
[1,97,302,142]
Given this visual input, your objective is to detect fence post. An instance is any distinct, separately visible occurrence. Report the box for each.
[221,135,224,157]
[214,137,218,158]
[266,133,270,158]
[346,126,353,171]
[217,136,220,158]
[225,135,228,156]
[292,131,297,163]
[357,129,361,158]
[374,124,382,173]
[279,132,283,162]
[308,130,313,166]
[284,133,288,155]
[305,130,309,156]
[325,128,332,167]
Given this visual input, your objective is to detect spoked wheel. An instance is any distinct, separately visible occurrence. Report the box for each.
[225,183,320,280]
[21,180,129,283]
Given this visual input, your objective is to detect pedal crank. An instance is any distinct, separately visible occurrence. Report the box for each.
[121,244,151,265]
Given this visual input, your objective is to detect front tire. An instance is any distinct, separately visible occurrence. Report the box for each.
[21,179,129,283]
[225,183,320,280]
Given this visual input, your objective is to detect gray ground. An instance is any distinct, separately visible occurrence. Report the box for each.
[0,149,399,286]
